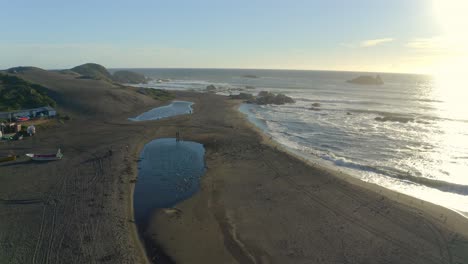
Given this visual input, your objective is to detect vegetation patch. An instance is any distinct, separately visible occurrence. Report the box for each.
[113,70,149,84]
[0,74,56,111]
[70,63,113,81]
[137,88,174,101]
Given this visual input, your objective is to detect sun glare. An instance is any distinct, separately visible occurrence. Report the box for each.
[431,0,468,119]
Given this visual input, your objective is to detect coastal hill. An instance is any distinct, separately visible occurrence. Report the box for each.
[5,66,163,119]
[113,70,149,84]
[70,63,149,84]
[347,75,384,85]
[71,63,113,81]
[0,73,56,111]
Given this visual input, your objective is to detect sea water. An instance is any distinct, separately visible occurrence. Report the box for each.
[129,101,193,121]
[133,138,205,226]
[123,68,468,214]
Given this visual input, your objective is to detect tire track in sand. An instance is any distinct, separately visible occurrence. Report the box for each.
[260,155,443,264]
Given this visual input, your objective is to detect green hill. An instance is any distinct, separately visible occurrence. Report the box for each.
[0,73,56,111]
[70,63,113,81]
[112,70,149,84]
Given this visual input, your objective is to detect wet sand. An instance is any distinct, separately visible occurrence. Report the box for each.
[1,67,468,263]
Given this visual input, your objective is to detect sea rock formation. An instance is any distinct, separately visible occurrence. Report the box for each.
[242,74,259,78]
[250,91,295,105]
[375,115,414,123]
[347,75,384,85]
[206,85,217,92]
[309,102,321,111]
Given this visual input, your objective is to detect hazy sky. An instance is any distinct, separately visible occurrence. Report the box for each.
[1,0,466,73]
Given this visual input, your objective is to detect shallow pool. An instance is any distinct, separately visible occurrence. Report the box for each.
[133,138,205,226]
[129,101,194,121]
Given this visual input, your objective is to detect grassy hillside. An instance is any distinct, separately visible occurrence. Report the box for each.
[0,73,56,111]
[70,63,113,81]
[137,87,174,101]
[8,67,171,119]
[70,63,149,85]
[113,70,148,84]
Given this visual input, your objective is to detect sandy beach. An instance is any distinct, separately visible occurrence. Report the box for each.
[1,68,468,264]
[149,98,468,264]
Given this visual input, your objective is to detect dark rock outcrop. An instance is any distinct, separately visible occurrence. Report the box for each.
[242,74,259,79]
[347,75,383,85]
[251,91,295,105]
[206,85,217,92]
[375,115,414,123]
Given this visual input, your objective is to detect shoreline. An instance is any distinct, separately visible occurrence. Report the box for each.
[1,64,467,263]
[234,101,468,232]
[149,96,468,263]
[128,139,152,264]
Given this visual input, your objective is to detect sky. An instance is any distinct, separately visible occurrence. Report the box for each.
[1,0,466,74]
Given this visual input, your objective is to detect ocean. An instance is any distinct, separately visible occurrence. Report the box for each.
[115,68,468,214]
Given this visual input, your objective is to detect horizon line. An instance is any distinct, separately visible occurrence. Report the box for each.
[1,65,430,76]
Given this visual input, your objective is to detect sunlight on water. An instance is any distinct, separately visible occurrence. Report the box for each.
[432,64,468,121]
[424,68,468,187]
[133,69,468,213]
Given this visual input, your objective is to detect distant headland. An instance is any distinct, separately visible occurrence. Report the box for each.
[69,63,149,84]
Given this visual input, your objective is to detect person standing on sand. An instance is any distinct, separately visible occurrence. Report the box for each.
[176,131,180,142]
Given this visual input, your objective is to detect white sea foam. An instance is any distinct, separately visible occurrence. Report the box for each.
[127,69,468,213]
